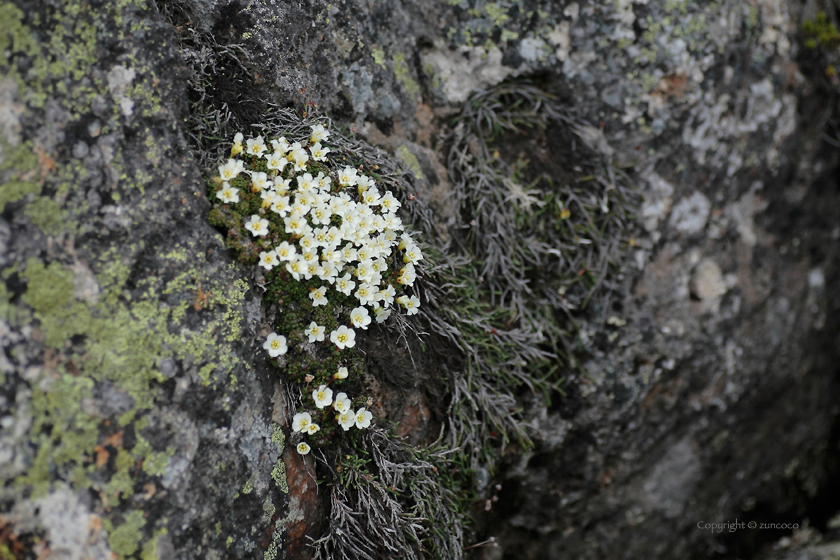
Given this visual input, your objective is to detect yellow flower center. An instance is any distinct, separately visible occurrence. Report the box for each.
[317,391,326,400]
[338,334,347,343]
[271,341,279,349]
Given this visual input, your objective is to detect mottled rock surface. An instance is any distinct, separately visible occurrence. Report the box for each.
[2,0,840,559]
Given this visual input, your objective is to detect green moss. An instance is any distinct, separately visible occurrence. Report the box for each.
[391,53,420,97]
[108,510,147,558]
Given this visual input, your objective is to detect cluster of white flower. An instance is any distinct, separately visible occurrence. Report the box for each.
[289,378,374,455]
[219,126,425,455]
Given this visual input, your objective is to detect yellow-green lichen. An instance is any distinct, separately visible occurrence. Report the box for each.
[104,449,135,502]
[0,141,41,212]
[271,462,288,493]
[264,541,279,560]
[392,52,420,97]
[24,197,65,236]
[372,47,386,68]
[484,3,508,26]
[500,29,519,43]
[262,496,276,522]
[140,528,168,560]
[396,145,424,180]
[108,510,147,558]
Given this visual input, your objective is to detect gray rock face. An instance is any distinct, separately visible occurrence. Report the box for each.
[2,0,839,558]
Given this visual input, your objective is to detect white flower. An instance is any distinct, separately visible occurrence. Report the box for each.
[333,392,351,413]
[266,152,289,172]
[251,171,270,191]
[374,306,391,323]
[263,333,288,357]
[311,205,332,226]
[309,286,328,307]
[354,260,374,283]
[275,242,297,262]
[312,384,333,408]
[297,442,311,455]
[340,246,358,263]
[380,191,401,212]
[303,262,323,280]
[355,407,373,429]
[284,213,307,236]
[299,235,316,251]
[310,142,331,162]
[310,124,330,143]
[259,250,278,270]
[231,133,244,156]
[244,215,270,237]
[320,262,339,283]
[292,412,312,432]
[330,325,356,349]
[273,177,292,195]
[292,148,309,170]
[271,137,289,153]
[219,158,245,181]
[316,172,332,191]
[350,306,371,330]
[306,321,325,342]
[356,246,374,262]
[378,285,396,306]
[297,173,316,191]
[356,174,375,192]
[307,423,320,435]
[246,135,267,157]
[270,196,291,216]
[354,283,376,306]
[336,274,356,296]
[405,295,420,315]
[403,246,423,264]
[397,263,417,286]
[216,184,240,204]
[362,187,381,206]
[338,409,355,431]
[338,166,358,186]
[286,257,305,280]
[301,248,318,263]
[325,226,341,245]
[335,366,349,379]
[260,189,277,208]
